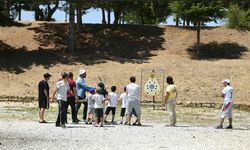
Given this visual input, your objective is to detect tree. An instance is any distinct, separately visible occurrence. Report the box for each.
[68,1,75,53]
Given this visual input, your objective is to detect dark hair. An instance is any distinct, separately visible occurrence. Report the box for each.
[124,87,126,92]
[166,76,174,84]
[68,72,73,78]
[62,72,68,79]
[130,76,136,83]
[111,86,116,92]
[98,82,105,89]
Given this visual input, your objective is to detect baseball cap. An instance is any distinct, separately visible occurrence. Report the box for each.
[79,69,86,75]
[223,79,231,84]
[44,73,52,78]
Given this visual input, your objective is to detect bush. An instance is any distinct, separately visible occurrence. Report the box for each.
[226,4,250,30]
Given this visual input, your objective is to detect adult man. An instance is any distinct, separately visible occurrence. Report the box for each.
[38,73,51,123]
[66,72,78,124]
[52,72,70,128]
[216,79,234,129]
[126,76,142,126]
[75,69,93,122]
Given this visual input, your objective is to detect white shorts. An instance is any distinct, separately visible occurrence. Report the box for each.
[220,101,233,118]
[87,107,95,114]
[126,100,141,116]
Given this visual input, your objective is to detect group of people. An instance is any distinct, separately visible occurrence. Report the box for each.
[38,69,234,129]
[38,69,142,128]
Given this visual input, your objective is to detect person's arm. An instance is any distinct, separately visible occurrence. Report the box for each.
[44,89,49,102]
[73,87,79,101]
[51,88,57,103]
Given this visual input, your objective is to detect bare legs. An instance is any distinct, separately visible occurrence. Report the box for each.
[39,108,45,122]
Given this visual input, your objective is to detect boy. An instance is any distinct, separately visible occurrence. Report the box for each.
[104,86,118,123]
[119,87,128,124]
[216,79,234,129]
[93,87,106,127]
[52,72,70,128]
[86,89,95,124]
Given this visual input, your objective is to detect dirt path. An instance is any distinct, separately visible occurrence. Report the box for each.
[0,121,249,150]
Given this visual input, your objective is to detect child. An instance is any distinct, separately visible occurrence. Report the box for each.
[104,86,118,123]
[93,87,106,127]
[86,89,95,124]
[119,87,128,124]
[216,79,234,129]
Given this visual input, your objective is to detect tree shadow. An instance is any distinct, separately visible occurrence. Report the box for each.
[187,42,248,60]
[0,23,165,74]
[0,16,30,27]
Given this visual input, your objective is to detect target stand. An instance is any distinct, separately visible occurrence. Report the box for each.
[140,68,165,109]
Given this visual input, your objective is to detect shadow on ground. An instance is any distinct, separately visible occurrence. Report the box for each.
[187,42,248,60]
[0,24,165,74]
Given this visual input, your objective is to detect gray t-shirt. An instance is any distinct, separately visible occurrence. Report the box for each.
[126,83,140,102]
[87,94,95,108]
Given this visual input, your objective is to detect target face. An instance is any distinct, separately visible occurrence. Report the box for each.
[143,72,161,96]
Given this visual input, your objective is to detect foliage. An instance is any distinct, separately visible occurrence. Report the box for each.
[226,4,250,30]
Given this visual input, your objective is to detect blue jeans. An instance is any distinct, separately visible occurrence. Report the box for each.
[75,96,88,120]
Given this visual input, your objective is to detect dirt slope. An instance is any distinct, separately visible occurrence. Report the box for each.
[0,22,250,104]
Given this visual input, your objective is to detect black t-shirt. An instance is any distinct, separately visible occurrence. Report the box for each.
[38,80,49,100]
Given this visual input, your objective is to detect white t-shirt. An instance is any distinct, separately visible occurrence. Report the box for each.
[120,92,128,108]
[222,85,234,102]
[126,83,140,101]
[87,94,95,108]
[56,80,70,101]
[108,92,118,107]
[93,94,105,108]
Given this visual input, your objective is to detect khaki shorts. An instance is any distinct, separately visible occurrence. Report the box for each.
[126,100,141,116]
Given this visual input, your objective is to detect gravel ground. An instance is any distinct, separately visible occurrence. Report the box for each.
[0,121,249,150]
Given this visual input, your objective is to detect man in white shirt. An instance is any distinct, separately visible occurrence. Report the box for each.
[52,72,70,128]
[126,76,142,126]
[216,79,234,129]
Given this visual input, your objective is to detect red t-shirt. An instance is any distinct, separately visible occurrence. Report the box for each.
[67,79,76,98]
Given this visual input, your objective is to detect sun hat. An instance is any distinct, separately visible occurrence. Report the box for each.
[223,79,231,84]
[79,69,86,75]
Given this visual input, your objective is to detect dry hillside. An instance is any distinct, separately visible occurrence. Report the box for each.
[0,22,250,104]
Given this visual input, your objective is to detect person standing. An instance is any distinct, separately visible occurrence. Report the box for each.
[104,86,118,123]
[52,72,70,128]
[75,69,93,122]
[66,72,78,124]
[163,76,177,126]
[38,73,52,123]
[126,76,142,126]
[216,79,234,129]
[119,87,128,124]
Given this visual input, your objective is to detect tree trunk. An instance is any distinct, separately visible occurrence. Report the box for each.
[196,21,201,56]
[107,9,111,25]
[68,2,75,53]
[187,20,190,26]
[6,0,10,19]
[101,8,106,24]
[18,2,21,21]
[175,16,179,27]
[113,8,121,24]
[46,0,59,21]
[76,2,83,33]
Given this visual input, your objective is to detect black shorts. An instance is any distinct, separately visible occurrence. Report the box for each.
[39,98,49,109]
[120,108,126,117]
[95,108,104,118]
[105,107,116,115]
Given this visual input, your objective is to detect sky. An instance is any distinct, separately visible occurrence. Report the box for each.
[17,4,225,26]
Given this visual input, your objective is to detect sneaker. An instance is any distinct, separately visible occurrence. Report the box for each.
[85,122,89,125]
[119,121,123,124]
[89,122,93,125]
[123,121,128,125]
[133,122,137,126]
[137,123,142,126]
[55,124,61,127]
[215,125,223,129]
[104,120,108,123]
[225,125,233,129]
[61,124,66,128]
[72,121,78,124]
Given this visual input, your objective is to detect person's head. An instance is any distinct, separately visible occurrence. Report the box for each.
[98,82,105,89]
[96,87,102,94]
[124,86,126,92]
[111,86,116,92]
[130,76,136,83]
[43,73,52,81]
[68,72,73,79]
[89,88,95,94]
[223,79,231,86]
[61,72,68,81]
[79,69,87,78]
[166,76,174,84]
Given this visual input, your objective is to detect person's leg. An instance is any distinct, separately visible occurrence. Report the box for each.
[126,103,133,125]
[111,107,116,122]
[69,97,77,123]
[104,107,111,122]
[83,101,88,121]
[60,101,67,127]
[39,108,45,122]
[75,102,81,121]
[167,100,176,126]
[56,100,61,126]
